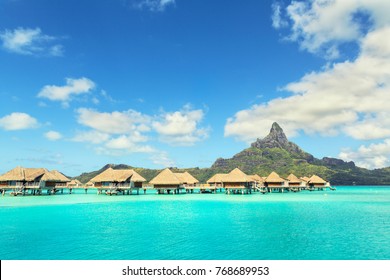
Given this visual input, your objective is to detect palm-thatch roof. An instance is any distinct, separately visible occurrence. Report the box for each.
[206,173,227,184]
[67,179,83,186]
[0,167,68,182]
[308,175,326,184]
[90,167,145,183]
[222,168,250,183]
[300,176,310,182]
[129,170,146,182]
[149,168,182,185]
[85,181,94,187]
[286,173,301,184]
[249,174,264,183]
[41,170,70,182]
[174,172,199,184]
[265,171,285,183]
[70,179,82,184]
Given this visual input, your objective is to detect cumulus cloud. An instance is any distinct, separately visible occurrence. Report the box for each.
[226,1,390,146]
[76,108,151,134]
[72,105,208,165]
[339,139,390,169]
[132,0,175,12]
[37,77,95,107]
[44,130,62,141]
[74,108,152,155]
[0,112,38,131]
[153,106,209,146]
[0,27,64,56]
[225,0,390,169]
[275,0,390,59]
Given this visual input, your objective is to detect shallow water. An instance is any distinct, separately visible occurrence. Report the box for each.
[0,186,389,260]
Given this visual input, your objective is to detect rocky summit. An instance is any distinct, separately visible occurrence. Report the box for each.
[75,122,390,185]
[251,122,312,159]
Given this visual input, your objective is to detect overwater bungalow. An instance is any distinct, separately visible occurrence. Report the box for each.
[264,171,287,192]
[286,173,303,192]
[206,173,227,188]
[174,172,200,193]
[308,175,328,191]
[248,174,264,190]
[90,167,146,195]
[299,176,310,189]
[67,179,83,188]
[0,166,70,196]
[174,172,199,186]
[42,170,71,194]
[149,168,186,194]
[221,168,252,194]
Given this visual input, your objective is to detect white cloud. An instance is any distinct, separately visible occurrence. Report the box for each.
[225,1,390,144]
[150,151,175,167]
[0,112,38,131]
[274,0,390,59]
[272,2,288,29]
[76,108,151,134]
[133,0,175,12]
[37,77,95,107]
[153,106,209,146]
[73,105,208,158]
[71,130,111,144]
[74,108,153,155]
[0,27,64,56]
[339,139,390,169]
[104,135,153,153]
[44,130,62,141]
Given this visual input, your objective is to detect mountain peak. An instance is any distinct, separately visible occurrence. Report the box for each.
[265,122,288,144]
[250,122,313,161]
[251,122,288,149]
[270,122,283,132]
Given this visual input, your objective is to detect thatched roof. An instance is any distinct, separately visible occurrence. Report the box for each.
[90,167,145,183]
[129,170,146,182]
[0,166,68,182]
[308,175,326,184]
[265,171,285,183]
[85,181,94,187]
[249,174,264,183]
[286,173,301,184]
[206,173,227,184]
[41,170,70,182]
[174,172,199,184]
[70,179,82,184]
[150,168,182,185]
[300,176,310,182]
[222,168,250,183]
[67,179,82,186]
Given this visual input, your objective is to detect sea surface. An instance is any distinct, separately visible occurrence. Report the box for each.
[0,186,389,260]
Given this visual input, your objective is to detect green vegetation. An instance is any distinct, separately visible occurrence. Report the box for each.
[74,123,390,185]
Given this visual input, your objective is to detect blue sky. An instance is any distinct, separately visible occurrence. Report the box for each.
[1,0,390,176]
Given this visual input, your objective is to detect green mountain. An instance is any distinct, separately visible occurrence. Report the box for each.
[75,123,390,185]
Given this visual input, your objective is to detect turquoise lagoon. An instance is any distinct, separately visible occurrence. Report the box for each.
[0,186,389,260]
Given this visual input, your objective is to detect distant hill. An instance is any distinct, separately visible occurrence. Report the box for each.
[74,123,390,185]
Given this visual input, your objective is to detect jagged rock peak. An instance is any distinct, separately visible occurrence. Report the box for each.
[264,122,288,144]
[250,122,313,161]
[251,122,288,149]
